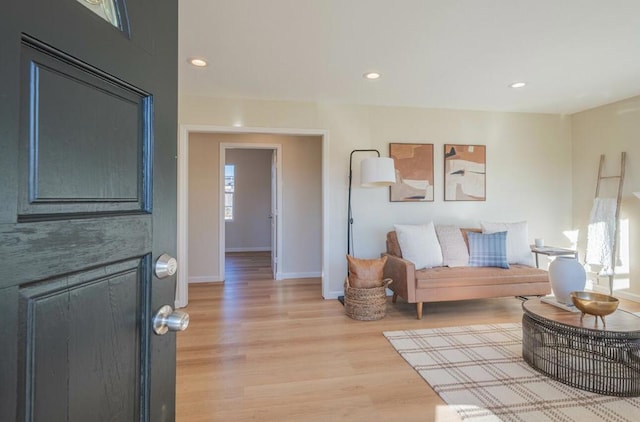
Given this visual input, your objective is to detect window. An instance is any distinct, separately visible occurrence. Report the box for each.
[76,0,121,29]
[224,164,235,221]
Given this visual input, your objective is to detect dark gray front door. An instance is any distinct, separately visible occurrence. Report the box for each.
[0,1,178,421]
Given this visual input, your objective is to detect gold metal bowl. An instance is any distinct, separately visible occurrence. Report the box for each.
[570,291,619,326]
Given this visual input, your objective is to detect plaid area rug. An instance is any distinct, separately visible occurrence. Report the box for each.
[384,323,640,421]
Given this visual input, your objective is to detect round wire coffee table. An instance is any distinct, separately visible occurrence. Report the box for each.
[522,298,640,396]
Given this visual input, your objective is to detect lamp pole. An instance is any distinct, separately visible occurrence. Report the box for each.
[347,149,381,256]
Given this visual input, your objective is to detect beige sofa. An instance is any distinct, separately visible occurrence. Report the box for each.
[383,229,550,319]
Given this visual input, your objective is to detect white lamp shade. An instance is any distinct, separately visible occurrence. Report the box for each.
[634,192,640,199]
[360,157,396,187]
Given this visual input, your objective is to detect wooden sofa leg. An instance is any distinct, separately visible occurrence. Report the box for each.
[392,293,398,303]
[416,302,423,320]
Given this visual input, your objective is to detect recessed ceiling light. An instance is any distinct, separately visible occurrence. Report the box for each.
[509,81,526,88]
[188,58,208,67]
[363,72,381,80]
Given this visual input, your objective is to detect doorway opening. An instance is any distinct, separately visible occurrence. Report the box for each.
[221,144,281,281]
[176,126,330,309]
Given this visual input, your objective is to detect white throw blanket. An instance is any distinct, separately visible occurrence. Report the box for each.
[585,197,616,272]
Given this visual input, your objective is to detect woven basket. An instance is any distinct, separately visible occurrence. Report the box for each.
[344,278,392,321]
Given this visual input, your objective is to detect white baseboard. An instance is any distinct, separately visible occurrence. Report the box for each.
[592,284,609,294]
[324,288,395,300]
[588,284,640,303]
[279,271,322,280]
[325,290,343,299]
[225,247,271,252]
[614,290,640,303]
[188,275,223,283]
[190,272,323,283]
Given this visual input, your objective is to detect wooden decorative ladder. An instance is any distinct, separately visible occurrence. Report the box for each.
[592,152,626,294]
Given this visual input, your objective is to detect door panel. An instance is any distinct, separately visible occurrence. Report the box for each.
[18,36,152,218]
[18,258,148,421]
[1,0,178,421]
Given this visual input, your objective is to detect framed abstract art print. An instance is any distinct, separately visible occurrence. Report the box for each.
[389,143,434,202]
[444,144,486,201]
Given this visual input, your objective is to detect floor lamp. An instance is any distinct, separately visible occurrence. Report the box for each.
[347,149,396,257]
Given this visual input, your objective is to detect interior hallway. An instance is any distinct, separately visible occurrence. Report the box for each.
[224,251,273,281]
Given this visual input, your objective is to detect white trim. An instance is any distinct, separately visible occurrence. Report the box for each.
[325,290,343,300]
[175,125,190,309]
[326,288,393,300]
[188,276,224,283]
[225,247,271,253]
[220,142,283,281]
[613,290,640,303]
[321,128,330,299]
[270,150,278,279]
[279,271,323,279]
[592,284,610,294]
[176,125,330,308]
[585,282,640,304]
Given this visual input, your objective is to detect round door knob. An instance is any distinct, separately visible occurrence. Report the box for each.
[153,305,189,335]
[155,253,178,279]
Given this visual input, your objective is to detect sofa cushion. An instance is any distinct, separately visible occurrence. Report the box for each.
[347,255,387,288]
[415,264,548,288]
[394,222,443,269]
[467,231,509,269]
[388,228,479,259]
[481,221,535,267]
[435,225,469,267]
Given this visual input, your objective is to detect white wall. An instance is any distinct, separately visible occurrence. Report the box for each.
[180,95,574,298]
[187,135,219,282]
[187,132,322,281]
[571,95,640,300]
[225,149,272,252]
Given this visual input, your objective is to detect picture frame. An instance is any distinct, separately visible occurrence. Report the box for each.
[444,144,486,201]
[389,143,434,202]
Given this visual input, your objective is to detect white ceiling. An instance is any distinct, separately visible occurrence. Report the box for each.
[179,0,640,115]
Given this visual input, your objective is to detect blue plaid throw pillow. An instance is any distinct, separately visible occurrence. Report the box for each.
[467,231,509,269]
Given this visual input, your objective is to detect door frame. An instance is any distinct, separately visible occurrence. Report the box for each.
[270,149,278,279]
[176,125,330,308]
[219,142,282,281]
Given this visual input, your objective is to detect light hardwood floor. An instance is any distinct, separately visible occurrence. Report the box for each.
[176,253,640,421]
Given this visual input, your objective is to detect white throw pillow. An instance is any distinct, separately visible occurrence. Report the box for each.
[435,225,469,267]
[394,222,444,270]
[481,221,534,267]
